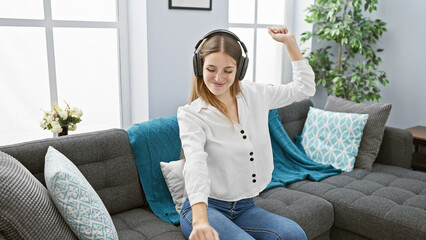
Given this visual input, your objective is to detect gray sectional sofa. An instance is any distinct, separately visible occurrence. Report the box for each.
[1,99,425,240]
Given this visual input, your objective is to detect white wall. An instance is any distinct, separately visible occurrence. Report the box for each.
[146,0,228,119]
[373,0,426,128]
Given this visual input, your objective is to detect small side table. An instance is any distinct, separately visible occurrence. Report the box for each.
[407,126,426,171]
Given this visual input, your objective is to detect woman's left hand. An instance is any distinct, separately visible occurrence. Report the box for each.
[267,25,296,46]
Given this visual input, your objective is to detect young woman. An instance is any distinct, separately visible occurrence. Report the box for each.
[177,25,315,240]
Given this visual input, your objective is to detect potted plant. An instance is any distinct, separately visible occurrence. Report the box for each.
[301,0,389,103]
[41,102,83,136]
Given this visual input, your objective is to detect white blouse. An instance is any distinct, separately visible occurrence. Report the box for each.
[177,59,315,206]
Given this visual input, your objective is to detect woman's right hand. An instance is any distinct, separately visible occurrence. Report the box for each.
[189,202,220,240]
[189,222,219,240]
[268,25,303,61]
[267,25,296,46]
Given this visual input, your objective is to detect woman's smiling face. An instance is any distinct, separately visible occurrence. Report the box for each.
[202,52,237,99]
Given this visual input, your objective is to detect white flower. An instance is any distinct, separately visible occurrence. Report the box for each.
[40,121,47,129]
[45,115,54,123]
[41,103,82,134]
[71,107,78,115]
[59,110,68,120]
[76,108,83,118]
[51,124,62,134]
[69,124,77,131]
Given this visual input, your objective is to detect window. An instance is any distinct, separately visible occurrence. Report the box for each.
[0,0,129,146]
[228,0,286,85]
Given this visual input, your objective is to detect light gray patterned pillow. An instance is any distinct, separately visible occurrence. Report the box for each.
[44,146,119,240]
[325,96,392,170]
[0,151,76,240]
[160,159,187,214]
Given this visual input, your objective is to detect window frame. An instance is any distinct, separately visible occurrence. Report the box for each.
[0,0,131,130]
[228,0,289,84]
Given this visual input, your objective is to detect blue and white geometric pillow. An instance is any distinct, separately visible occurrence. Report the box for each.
[301,107,368,172]
[44,146,119,240]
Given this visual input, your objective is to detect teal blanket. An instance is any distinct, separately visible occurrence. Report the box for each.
[127,116,182,224]
[127,109,341,225]
[265,109,341,190]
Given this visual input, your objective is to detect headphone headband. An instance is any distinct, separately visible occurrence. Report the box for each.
[194,29,248,53]
[193,29,249,80]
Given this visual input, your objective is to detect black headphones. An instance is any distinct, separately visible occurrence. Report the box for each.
[193,29,249,81]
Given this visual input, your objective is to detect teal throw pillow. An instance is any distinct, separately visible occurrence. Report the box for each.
[300,107,368,172]
[44,146,119,240]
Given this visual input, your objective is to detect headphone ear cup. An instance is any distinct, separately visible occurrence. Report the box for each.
[235,56,244,80]
[236,56,249,80]
[193,53,200,76]
[239,56,249,80]
[195,52,203,77]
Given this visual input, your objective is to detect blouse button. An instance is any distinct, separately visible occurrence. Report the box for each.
[252,174,256,177]
[252,179,257,183]
[243,135,247,139]
[250,158,254,161]
[240,130,245,134]
[249,152,253,156]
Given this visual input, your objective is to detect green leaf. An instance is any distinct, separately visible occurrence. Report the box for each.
[332,77,341,83]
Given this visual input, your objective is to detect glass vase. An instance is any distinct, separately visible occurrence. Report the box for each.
[59,126,68,136]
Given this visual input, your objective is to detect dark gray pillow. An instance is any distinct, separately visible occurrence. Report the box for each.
[324,96,392,171]
[0,151,76,240]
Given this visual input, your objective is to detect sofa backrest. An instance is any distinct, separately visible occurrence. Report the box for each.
[276,99,413,169]
[277,99,313,141]
[0,128,146,215]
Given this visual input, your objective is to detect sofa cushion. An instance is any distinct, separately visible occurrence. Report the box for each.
[300,107,368,172]
[0,129,145,215]
[325,95,392,171]
[256,187,334,240]
[287,163,426,240]
[375,126,413,169]
[45,146,119,239]
[111,208,185,240]
[111,194,331,240]
[330,226,370,240]
[0,151,76,240]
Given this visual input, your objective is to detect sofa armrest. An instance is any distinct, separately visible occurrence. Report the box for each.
[375,126,413,169]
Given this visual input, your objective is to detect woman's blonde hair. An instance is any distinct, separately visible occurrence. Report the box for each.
[190,34,243,123]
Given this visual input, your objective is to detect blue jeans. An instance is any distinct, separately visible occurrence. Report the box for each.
[180,198,307,240]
